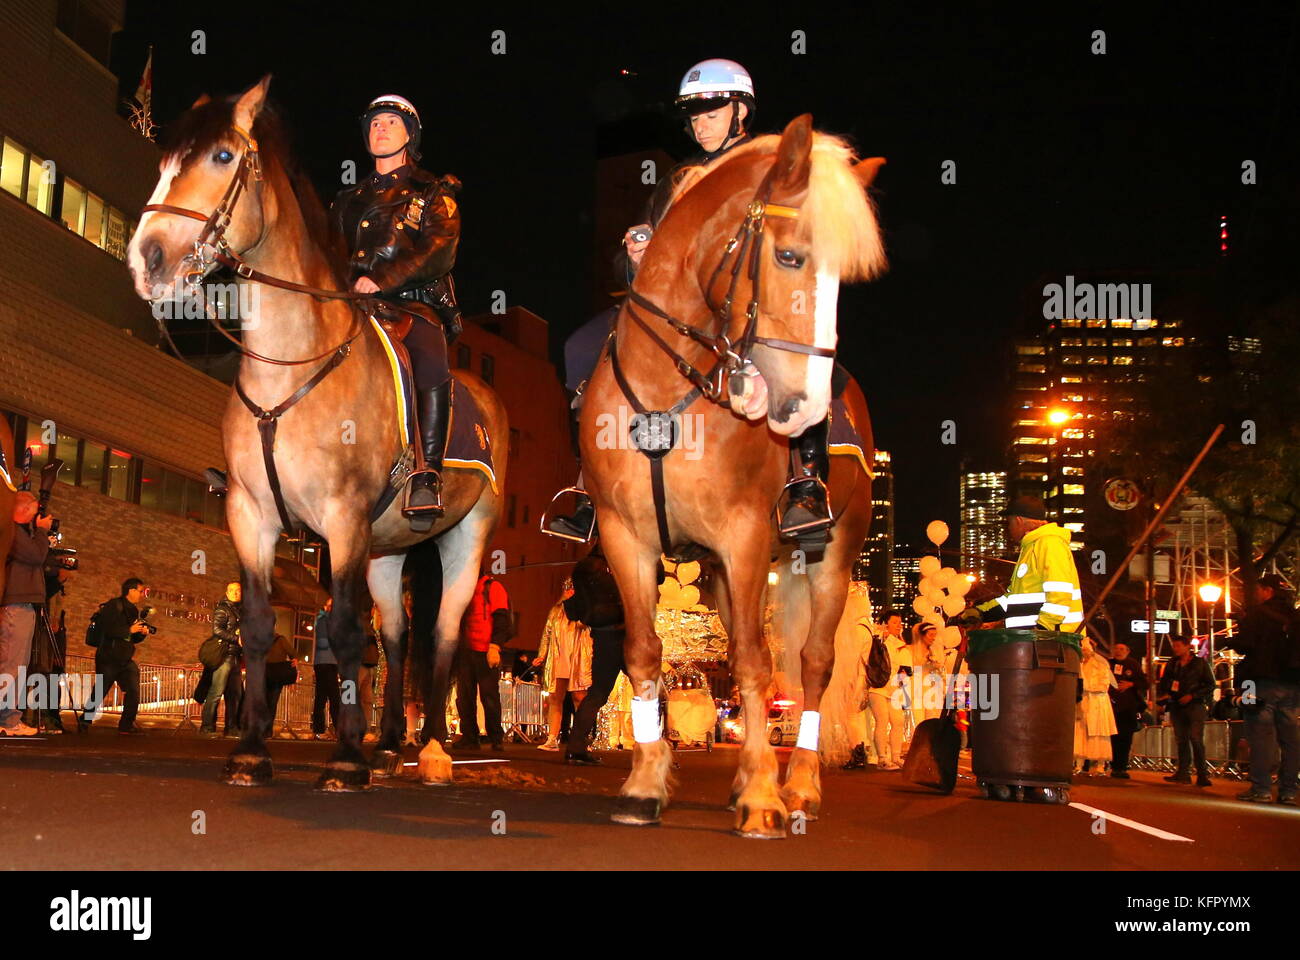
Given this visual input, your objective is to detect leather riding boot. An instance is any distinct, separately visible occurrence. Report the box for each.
[547,492,595,540]
[779,417,832,536]
[405,381,450,520]
[841,742,867,770]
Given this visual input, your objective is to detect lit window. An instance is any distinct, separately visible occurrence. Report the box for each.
[106,449,132,501]
[1060,337,1083,346]
[1061,376,1082,383]
[1086,337,1108,347]
[1061,354,1082,365]
[83,189,106,248]
[1137,337,1157,347]
[1061,318,1082,328]
[1111,318,1133,328]
[1062,466,1085,476]
[1016,437,1049,445]
[1113,355,1134,365]
[1062,428,1086,439]
[0,137,25,197]
[1063,507,1085,514]
[60,178,86,234]
[1016,345,1046,355]
[1162,337,1185,347]
[1018,363,1046,373]
[105,208,128,260]
[25,153,54,215]
[1133,318,1156,330]
[1086,319,1107,328]
[1086,354,1108,365]
[1163,319,1180,328]
[1063,483,1085,495]
[1064,522,1085,532]
[1015,419,1041,427]
[1111,338,1133,347]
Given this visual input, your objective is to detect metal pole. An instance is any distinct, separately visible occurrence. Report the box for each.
[1084,423,1225,622]
[1146,535,1157,715]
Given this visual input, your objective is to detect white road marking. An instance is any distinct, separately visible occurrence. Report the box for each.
[1069,801,1195,843]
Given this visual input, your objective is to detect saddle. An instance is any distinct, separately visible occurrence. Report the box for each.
[371,298,440,343]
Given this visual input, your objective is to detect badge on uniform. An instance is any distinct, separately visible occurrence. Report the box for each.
[403,196,426,231]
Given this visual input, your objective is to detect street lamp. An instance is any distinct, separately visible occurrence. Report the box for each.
[1198,583,1222,604]
[1047,408,1071,425]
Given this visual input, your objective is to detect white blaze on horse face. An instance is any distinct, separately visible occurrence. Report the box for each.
[798,267,839,429]
[127,153,182,295]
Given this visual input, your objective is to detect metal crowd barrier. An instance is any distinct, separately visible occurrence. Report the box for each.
[1129,719,1247,780]
[56,655,541,740]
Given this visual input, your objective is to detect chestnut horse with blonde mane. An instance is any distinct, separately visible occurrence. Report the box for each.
[582,115,885,837]
[127,77,505,791]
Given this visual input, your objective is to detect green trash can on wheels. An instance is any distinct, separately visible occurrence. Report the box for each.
[968,628,1082,804]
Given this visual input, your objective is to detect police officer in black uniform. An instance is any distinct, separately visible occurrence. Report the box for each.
[547,59,832,541]
[332,95,464,521]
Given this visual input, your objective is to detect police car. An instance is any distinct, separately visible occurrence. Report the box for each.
[718,699,801,746]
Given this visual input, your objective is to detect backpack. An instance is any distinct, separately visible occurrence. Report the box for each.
[483,577,518,641]
[84,601,109,648]
[865,623,893,690]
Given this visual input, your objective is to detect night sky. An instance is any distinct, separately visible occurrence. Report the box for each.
[112,3,1298,546]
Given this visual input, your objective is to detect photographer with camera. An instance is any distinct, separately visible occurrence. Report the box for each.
[81,577,151,735]
[1,491,53,737]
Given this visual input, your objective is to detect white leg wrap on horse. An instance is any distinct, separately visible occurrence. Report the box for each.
[631,697,661,743]
[796,711,821,751]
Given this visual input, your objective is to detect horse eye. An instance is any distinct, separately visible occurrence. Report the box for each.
[775,248,805,269]
[214,149,234,164]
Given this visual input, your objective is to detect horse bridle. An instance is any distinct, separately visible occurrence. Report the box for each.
[139,123,389,367]
[616,169,836,406]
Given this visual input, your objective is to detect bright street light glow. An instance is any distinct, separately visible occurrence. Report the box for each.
[1198,583,1223,604]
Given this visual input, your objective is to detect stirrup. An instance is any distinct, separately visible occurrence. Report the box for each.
[775,475,834,537]
[403,469,445,518]
[540,487,596,544]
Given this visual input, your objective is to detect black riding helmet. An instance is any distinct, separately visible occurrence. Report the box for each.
[360,94,421,163]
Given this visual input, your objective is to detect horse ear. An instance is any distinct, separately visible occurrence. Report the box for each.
[773,113,814,192]
[233,74,272,132]
[854,156,886,188]
[191,93,211,109]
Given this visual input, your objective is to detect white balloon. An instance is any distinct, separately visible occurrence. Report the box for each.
[949,576,973,598]
[918,556,941,578]
[940,625,963,648]
[932,567,953,588]
[912,596,932,618]
[926,588,947,606]
[918,577,934,596]
[942,594,966,617]
[926,520,950,546]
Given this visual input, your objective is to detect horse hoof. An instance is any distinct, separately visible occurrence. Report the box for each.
[735,804,786,839]
[314,762,372,793]
[611,795,661,826]
[370,750,402,777]
[417,753,453,786]
[784,794,820,822]
[222,752,272,787]
[725,791,739,812]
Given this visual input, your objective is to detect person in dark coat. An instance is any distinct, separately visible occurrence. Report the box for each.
[331,94,462,522]
[1225,574,1300,804]
[81,577,150,734]
[1156,635,1216,787]
[199,581,243,737]
[563,547,627,765]
[1107,640,1148,779]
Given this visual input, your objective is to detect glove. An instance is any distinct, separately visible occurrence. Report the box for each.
[486,643,501,669]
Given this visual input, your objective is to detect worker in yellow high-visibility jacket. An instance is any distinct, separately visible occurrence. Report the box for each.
[973,495,1084,633]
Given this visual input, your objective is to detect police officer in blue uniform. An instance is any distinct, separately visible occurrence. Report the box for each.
[332,95,464,521]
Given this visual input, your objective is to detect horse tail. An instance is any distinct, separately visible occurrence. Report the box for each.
[405,536,443,709]
[770,553,812,709]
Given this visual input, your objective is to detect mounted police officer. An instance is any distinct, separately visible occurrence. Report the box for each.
[547,59,833,541]
[331,95,464,522]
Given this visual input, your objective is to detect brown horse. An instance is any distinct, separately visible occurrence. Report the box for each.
[582,115,886,837]
[126,77,506,790]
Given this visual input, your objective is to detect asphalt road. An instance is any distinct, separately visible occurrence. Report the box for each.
[2,722,1297,870]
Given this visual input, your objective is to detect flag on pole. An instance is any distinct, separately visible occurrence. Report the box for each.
[134,46,153,111]
[128,46,155,141]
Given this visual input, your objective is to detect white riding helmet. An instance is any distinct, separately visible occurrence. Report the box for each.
[361,94,422,161]
[675,58,755,113]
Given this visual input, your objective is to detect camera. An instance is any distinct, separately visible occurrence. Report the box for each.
[45,547,79,572]
[136,605,159,635]
[629,227,651,244]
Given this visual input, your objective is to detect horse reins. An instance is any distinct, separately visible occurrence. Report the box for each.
[607,167,835,556]
[140,122,412,533]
